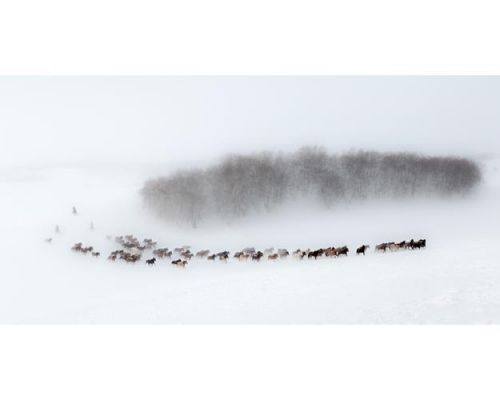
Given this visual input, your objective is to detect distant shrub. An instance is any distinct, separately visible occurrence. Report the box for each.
[141,147,481,226]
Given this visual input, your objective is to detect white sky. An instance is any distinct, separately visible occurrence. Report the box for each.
[1,76,499,168]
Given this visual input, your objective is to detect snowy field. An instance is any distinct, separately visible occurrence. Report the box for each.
[0,156,499,324]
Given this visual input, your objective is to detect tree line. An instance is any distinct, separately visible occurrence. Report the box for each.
[141,147,481,226]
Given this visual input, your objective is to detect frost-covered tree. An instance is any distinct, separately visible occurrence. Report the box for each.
[141,147,481,225]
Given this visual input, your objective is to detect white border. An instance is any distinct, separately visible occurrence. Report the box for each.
[1,326,499,399]
[1,0,500,398]
[0,0,499,74]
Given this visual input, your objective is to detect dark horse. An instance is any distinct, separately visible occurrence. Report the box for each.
[356,245,369,255]
[336,246,349,256]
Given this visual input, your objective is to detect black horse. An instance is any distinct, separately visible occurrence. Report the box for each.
[356,245,369,255]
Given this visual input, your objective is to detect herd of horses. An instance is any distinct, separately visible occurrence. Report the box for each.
[68,234,427,268]
[50,206,427,268]
[375,239,426,252]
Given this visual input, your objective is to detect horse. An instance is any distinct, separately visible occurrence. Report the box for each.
[278,249,289,258]
[196,250,210,258]
[356,245,369,255]
[72,242,83,251]
[375,243,388,252]
[268,253,279,260]
[293,249,306,259]
[126,254,141,263]
[172,259,187,268]
[92,252,100,257]
[146,257,156,265]
[120,251,140,262]
[143,239,157,249]
[325,247,337,257]
[81,246,93,254]
[414,239,426,249]
[153,248,169,258]
[109,249,124,259]
[387,242,399,252]
[308,249,324,259]
[336,246,349,256]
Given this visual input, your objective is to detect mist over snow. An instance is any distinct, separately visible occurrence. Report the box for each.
[1,76,500,168]
[0,76,500,323]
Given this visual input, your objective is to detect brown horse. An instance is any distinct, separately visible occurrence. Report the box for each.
[172,259,187,268]
[325,247,337,257]
[238,253,250,261]
[375,243,388,252]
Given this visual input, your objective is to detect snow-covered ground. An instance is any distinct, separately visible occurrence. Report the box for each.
[0,157,499,323]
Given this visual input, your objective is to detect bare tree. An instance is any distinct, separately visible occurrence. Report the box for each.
[141,147,482,225]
